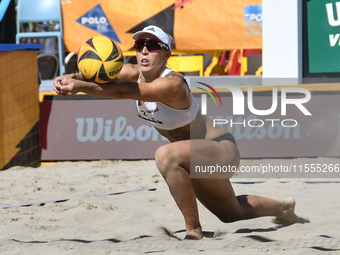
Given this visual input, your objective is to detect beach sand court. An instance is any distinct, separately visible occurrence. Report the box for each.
[0,159,340,254]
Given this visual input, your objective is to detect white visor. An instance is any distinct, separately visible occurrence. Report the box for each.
[132,25,171,50]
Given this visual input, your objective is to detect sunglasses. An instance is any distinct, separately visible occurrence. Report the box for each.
[133,38,169,52]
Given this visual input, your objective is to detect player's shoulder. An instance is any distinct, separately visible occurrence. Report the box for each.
[163,71,188,87]
[162,71,184,82]
[156,71,189,94]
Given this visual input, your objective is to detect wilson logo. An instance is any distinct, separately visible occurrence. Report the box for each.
[75,117,168,142]
[109,66,123,76]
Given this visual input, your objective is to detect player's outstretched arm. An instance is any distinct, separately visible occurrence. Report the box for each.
[53,69,185,103]
[53,63,138,97]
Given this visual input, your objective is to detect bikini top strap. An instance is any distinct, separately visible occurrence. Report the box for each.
[137,67,142,83]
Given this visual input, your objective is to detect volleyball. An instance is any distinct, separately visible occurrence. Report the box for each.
[77,36,124,84]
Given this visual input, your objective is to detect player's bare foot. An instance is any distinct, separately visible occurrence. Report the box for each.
[273,197,310,225]
[184,227,203,240]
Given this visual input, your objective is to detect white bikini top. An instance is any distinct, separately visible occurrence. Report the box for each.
[135,67,200,130]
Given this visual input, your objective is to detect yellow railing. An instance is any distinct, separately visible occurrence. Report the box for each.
[123,50,222,76]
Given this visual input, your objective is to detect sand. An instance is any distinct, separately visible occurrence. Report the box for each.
[1,158,340,254]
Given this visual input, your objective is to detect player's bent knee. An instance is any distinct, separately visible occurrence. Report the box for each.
[217,209,244,223]
[155,145,176,177]
[218,214,242,223]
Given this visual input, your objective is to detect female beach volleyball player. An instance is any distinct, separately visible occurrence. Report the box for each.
[54,25,307,240]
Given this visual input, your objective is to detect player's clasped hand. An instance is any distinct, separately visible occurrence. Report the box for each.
[53,74,79,98]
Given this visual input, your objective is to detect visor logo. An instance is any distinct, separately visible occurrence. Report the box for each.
[146,27,156,32]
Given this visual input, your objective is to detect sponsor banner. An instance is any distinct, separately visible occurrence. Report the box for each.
[61,0,262,52]
[75,4,121,43]
[40,96,169,160]
[244,5,262,35]
[305,0,340,74]
[41,84,340,161]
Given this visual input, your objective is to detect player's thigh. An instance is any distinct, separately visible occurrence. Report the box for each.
[155,139,240,177]
[189,140,242,220]
[155,140,243,221]
[189,139,240,177]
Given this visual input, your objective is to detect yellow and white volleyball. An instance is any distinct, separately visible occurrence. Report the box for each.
[77,36,124,84]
